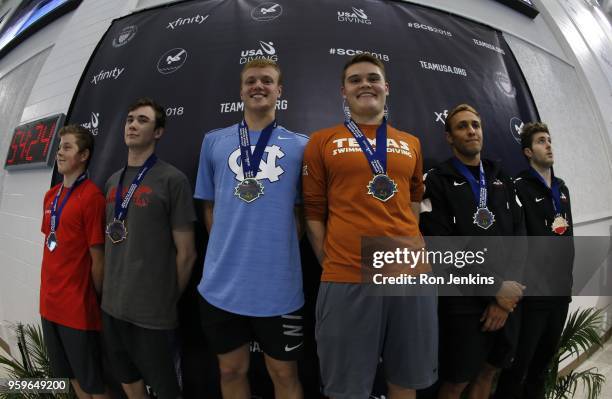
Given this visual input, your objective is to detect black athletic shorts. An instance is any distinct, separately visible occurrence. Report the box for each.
[439,310,519,384]
[199,295,304,361]
[41,317,106,394]
[102,312,181,399]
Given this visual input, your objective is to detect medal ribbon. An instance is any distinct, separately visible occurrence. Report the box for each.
[238,120,277,179]
[49,172,88,234]
[114,154,157,221]
[343,116,388,175]
[452,158,488,209]
[529,167,562,215]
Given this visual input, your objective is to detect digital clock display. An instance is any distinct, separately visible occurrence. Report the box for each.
[4,114,65,170]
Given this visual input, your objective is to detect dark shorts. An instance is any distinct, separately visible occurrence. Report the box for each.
[199,296,304,361]
[101,311,181,399]
[439,308,520,384]
[495,301,569,399]
[315,282,438,399]
[41,317,106,395]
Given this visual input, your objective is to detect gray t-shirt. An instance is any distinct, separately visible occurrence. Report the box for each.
[102,159,196,329]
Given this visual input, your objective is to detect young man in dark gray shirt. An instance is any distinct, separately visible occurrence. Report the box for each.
[102,98,197,399]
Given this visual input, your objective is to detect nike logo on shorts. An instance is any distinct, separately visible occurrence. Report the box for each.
[535,197,544,202]
[284,342,303,352]
[453,181,466,186]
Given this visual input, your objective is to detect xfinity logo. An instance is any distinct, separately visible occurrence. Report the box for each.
[251,2,283,21]
[157,48,188,74]
[338,7,371,24]
[220,99,288,113]
[166,14,208,30]
[495,72,516,97]
[509,117,524,144]
[112,25,137,47]
[81,112,100,136]
[435,109,449,125]
[90,67,124,84]
[239,41,278,64]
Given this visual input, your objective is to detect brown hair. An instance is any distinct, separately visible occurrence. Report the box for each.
[59,124,94,158]
[341,54,386,84]
[520,121,550,150]
[127,98,166,129]
[444,103,481,133]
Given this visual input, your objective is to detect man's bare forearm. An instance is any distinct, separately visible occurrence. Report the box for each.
[89,245,104,296]
[305,219,326,264]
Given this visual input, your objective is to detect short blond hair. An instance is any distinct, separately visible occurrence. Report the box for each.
[240,59,282,85]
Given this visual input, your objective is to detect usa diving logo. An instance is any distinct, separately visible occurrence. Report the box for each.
[337,7,371,24]
[81,112,100,136]
[229,145,285,182]
[239,41,278,64]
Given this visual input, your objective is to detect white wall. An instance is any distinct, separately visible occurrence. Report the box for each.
[0,0,610,353]
[0,0,138,353]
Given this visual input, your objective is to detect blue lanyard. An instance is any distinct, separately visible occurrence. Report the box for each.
[114,154,157,221]
[238,120,276,179]
[49,172,87,233]
[343,117,388,175]
[452,158,488,209]
[529,167,562,215]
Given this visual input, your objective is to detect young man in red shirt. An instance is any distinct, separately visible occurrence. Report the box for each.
[40,125,109,399]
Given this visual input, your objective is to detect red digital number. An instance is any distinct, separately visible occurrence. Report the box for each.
[40,122,54,158]
[6,130,21,165]
[25,124,42,161]
[18,128,29,160]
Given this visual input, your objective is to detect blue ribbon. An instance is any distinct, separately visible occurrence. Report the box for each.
[343,117,388,175]
[451,158,488,209]
[49,172,88,234]
[529,167,562,215]
[238,120,277,179]
[114,154,157,222]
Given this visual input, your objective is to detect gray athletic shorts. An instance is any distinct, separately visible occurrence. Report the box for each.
[316,282,438,399]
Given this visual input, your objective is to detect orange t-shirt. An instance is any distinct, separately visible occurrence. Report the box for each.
[302,123,424,283]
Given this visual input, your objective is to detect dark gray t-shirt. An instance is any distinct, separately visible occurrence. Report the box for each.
[102,159,196,329]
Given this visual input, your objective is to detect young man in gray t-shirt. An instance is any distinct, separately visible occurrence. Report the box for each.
[102,98,197,399]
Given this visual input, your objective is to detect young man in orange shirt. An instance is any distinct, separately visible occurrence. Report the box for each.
[302,54,437,399]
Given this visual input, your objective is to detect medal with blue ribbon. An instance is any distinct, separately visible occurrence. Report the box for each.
[234,120,276,203]
[529,167,569,235]
[46,172,88,251]
[452,158,495,230]
[344,116,398,202]
[106,154,157,244]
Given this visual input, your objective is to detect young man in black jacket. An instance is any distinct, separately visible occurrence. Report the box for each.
[495,122,574,399]
[420,104,526,399]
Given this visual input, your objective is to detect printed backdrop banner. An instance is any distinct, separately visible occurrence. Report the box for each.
[65,0,539,397]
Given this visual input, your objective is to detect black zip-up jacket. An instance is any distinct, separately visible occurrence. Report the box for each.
[514,169,574,305]
[420,158,526,314]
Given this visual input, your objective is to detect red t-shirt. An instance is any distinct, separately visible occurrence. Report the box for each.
[40,179,105,330]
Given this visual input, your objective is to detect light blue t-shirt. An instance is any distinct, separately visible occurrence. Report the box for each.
[195,123,308,316]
